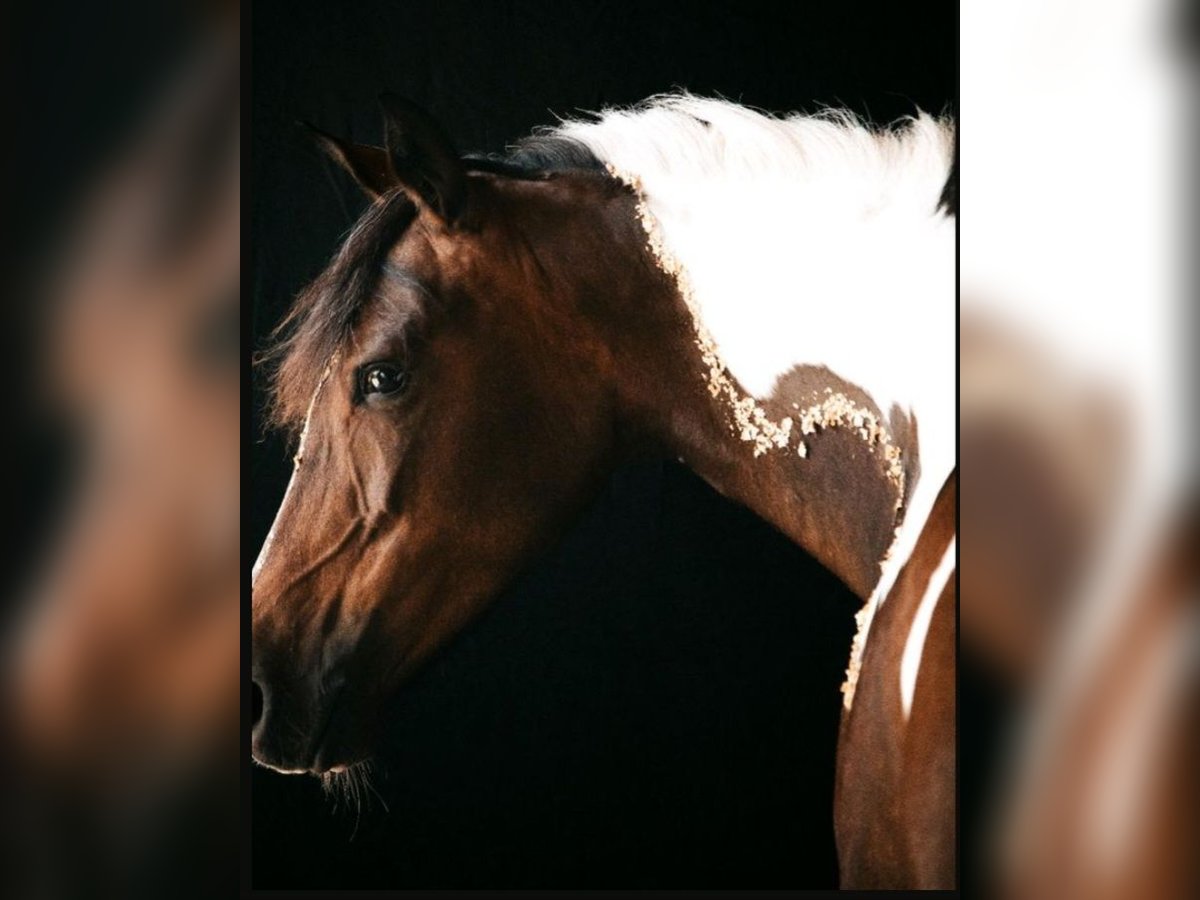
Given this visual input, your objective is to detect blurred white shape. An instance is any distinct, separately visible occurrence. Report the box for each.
[962,1,1193,897]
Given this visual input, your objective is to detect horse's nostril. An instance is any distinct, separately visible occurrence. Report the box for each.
[252,680,265,729]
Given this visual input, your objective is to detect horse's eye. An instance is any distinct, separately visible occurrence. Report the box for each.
[360,364,408,397]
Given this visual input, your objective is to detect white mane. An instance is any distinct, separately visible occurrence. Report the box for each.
[553,95,957,701]
[551,93,954,412]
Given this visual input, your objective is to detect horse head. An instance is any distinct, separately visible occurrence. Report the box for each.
[251,96,671,773]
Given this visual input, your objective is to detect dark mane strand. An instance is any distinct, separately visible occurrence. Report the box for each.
[260,132,602,438]
[463,134,602,179]
[258,190,419,434]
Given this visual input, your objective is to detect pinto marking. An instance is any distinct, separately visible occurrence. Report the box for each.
[556,95,954,471]
[614,164,907,487]
[900,536,957,719]
[558,98,956,694]
[841,467,949,711]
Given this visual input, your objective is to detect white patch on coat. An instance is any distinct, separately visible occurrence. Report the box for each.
[554,93,954,450]
[899,537,956,720]
[841,471,950,711]
[554,96,956,713]
[555,91,956,580]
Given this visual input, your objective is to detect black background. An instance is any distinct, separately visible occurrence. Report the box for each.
[251,0,955,888]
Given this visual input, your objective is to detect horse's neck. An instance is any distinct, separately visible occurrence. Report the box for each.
[602,146,955,600]
[658,368,910,601]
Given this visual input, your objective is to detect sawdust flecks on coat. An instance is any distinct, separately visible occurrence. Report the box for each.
[612,164,906,497]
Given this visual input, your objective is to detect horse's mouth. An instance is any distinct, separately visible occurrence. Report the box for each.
[307,730,342,774]
[310,655,410,774]
[305,685,362,775]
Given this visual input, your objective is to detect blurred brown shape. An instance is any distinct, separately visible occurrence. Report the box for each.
[960,1,1195,895]
[999,504,1196,900]
[2,17,239,900]
[961,311,1197,900]
[961,314,1128,689]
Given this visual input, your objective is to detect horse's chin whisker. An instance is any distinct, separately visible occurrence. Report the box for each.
[318,758,384,834]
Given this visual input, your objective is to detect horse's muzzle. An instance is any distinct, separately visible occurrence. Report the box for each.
[250,662,344,774]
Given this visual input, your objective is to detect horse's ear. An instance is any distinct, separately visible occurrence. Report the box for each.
[378,93,466,224]
[300,122,396,201]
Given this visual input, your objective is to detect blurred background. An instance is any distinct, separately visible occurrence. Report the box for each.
[960,1,1196,898]
[0,2,238,898]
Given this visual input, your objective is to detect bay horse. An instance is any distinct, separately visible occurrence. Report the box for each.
[252,93,956,888]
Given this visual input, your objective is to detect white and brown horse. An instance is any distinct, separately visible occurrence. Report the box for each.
[252,94,956,888]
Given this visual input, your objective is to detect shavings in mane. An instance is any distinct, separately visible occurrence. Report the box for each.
[258,190,418,435]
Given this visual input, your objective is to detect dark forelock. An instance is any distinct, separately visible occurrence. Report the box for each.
[259,190,419,434]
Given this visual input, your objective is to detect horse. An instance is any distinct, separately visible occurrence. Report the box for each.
[252,93,957,888]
